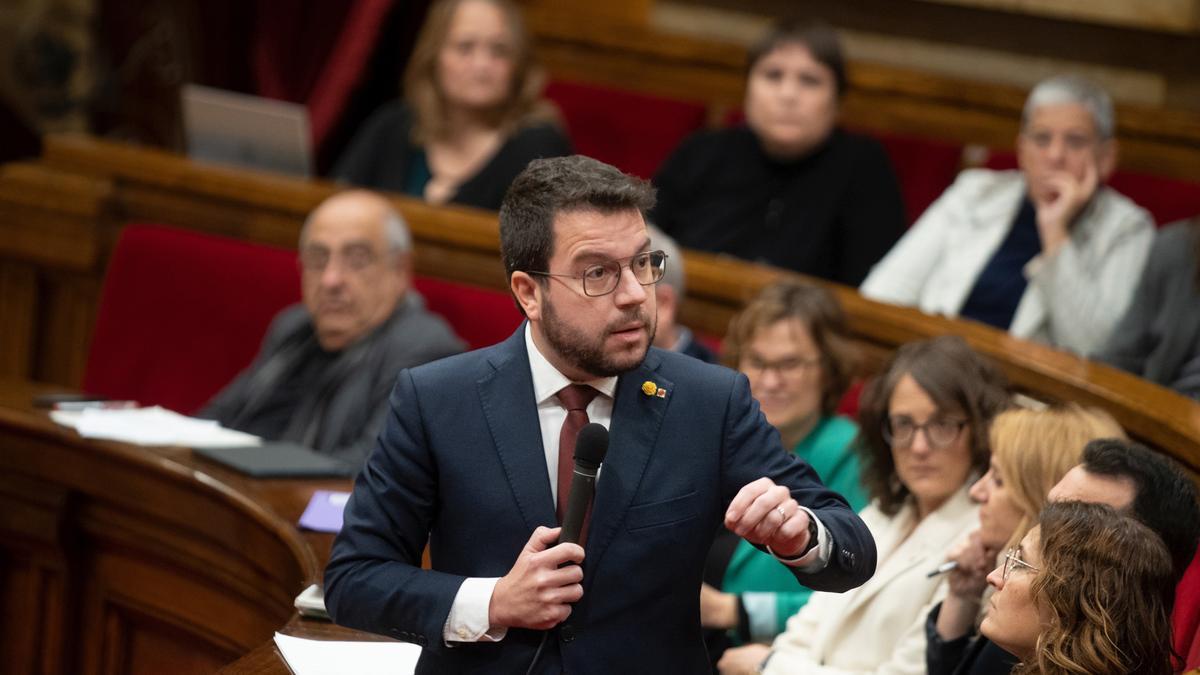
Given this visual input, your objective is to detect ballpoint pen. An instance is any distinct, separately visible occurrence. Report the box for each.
[926,561,958,577]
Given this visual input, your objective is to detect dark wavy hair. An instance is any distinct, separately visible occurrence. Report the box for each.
[856,336,1011,515]
[1014,501,1175,675]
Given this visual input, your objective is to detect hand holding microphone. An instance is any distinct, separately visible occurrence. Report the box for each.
[558,423,608,546]
[489,424,609,631]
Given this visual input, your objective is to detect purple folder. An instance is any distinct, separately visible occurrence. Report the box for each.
[299,490,350,533]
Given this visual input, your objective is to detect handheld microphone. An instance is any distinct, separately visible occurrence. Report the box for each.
[558,422,609,545]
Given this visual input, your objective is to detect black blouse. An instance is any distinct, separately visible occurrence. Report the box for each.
[331,101,572,211]
[651,126,906,286]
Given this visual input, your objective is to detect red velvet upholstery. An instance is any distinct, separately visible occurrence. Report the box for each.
[983,150,1200,226]
[864,131,964,226]
[83,224,302,414]
[1175,550,1200,670]
[84,225,525,415]
[544,80,708,179]
[412,277,523,350]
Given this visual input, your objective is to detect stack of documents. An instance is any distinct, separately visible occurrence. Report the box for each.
[273,633,421,675]
[50,406,262,447]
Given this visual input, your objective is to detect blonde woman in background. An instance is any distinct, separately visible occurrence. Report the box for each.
[333,0,570,209]
[925,404,1124,675]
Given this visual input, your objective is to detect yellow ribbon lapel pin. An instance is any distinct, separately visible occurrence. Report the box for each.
[641,380,668,398]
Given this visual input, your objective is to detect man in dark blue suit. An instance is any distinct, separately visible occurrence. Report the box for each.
[324,155,876,673]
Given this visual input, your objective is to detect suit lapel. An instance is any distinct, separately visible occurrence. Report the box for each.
[584,350,672,575]
[477,326,558,532]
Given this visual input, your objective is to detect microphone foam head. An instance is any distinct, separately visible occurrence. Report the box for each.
[574,423,609,468]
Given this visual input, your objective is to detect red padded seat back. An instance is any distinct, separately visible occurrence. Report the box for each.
[866,131,964,226]
[544,80,708,179]
[983,150,1200,226]
[83,224,301,413]
[412,277,523,350]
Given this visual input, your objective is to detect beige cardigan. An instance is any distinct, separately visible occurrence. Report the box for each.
[762,485,978,675]
[860,169,1153,357]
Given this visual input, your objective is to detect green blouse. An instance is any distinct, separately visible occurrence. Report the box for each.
[721,414,867,643]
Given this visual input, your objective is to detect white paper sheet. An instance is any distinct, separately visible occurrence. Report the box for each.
[50,406,262,447]
[273,633,421,675]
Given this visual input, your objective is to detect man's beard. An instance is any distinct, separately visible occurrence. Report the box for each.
[542,299,656,378]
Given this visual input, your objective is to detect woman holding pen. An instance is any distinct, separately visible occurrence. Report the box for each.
[924,404,1124,675]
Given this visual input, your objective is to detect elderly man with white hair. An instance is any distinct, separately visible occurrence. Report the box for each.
[860,74,1153,356]
[202,189,464,467]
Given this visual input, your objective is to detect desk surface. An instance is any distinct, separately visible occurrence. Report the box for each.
[0,378,358,673]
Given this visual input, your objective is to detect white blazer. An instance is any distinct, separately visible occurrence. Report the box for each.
[762,484,978,675]
[860,169,1153,356]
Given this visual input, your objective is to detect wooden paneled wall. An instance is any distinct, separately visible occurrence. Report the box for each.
[524,4,1200,181]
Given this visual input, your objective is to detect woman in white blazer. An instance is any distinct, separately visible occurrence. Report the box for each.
[860,75,1152,357]
[718,336,1011,675]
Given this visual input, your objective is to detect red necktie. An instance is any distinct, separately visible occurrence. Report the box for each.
[556,384,599,540]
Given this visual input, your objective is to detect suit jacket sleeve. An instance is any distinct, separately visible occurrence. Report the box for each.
[323,368,466,652]
[720,372,876,592]
[197,305,305,421]
[925,601,972,675]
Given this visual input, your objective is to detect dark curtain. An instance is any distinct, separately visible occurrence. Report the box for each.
[92,0,430,172]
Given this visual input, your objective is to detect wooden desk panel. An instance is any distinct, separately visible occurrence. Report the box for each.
[0,379,349,675]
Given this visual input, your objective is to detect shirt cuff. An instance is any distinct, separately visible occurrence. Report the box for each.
[766,507,830,572]
[740,592,778,644]
[443,577,507,644]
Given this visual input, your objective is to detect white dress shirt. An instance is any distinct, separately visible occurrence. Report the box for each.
[442,325,830,643]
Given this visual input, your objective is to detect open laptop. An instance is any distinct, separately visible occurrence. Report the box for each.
[181,83,313,178]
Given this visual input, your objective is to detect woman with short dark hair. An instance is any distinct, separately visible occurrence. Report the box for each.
[651,19,905,285]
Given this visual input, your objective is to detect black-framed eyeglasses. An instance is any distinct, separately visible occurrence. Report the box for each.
[882,416,967,449]
[527,250,667,297]
[1001,547,1039,581]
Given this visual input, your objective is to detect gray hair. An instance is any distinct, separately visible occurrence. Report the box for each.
[1022,74,1115,139]
[299,191,411,253]
[379,209,412,253]
[647,224,684,298]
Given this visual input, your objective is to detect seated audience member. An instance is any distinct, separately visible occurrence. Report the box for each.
[702,281,868,662]
[332,0,570,209]
[1049,438,1200,671]
[651,20,905,286]
[981,501,1175,675]
[648,225,716,363]
[1100,217,1200,399]
[201,190,465,466]
[925,405,1124,675]
[861,75,1153,357]
[719,336,1011,675]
